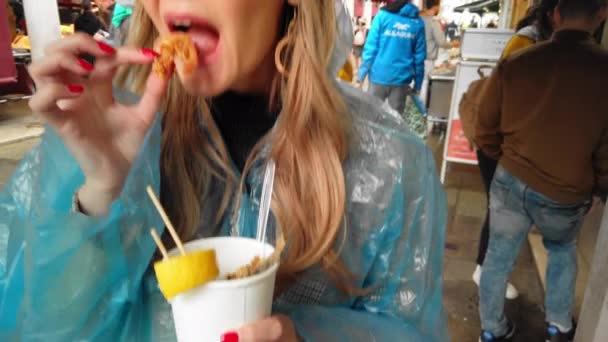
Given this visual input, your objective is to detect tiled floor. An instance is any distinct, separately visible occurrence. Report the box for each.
[440,161,546,342]
[0,101,44,145]
[432,133,601,342]
[0,138,38,189]
[0,101,42,188]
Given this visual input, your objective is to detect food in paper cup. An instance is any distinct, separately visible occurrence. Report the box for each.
[158,237,280,342]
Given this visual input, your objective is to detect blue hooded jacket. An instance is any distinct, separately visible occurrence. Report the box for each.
[358,3,427,90]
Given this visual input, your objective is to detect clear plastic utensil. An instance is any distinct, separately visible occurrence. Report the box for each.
[256,160,276,258]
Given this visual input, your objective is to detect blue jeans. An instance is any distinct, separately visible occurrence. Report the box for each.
[479,165,591,336]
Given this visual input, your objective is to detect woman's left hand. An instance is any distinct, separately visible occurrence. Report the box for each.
[221,315,300,342]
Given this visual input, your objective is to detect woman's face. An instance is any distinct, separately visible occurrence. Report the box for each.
[141,0,286,96]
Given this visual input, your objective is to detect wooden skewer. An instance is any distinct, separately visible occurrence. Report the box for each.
[147,186,187,256]
[150,228,169,260]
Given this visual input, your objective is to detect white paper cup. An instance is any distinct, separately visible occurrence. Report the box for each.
[167,237,278,342]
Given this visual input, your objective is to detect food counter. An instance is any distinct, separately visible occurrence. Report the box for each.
[427,72,455,124]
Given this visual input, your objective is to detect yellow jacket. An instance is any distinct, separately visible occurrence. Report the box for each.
[338,61,354,82]
[502,34,536,58]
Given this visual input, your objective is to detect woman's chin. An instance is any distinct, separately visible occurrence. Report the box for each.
[176,70,227,97]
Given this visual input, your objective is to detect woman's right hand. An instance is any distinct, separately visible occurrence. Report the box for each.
[28,33,170,215]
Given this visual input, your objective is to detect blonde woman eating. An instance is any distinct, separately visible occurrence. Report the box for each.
[0,1,448,341]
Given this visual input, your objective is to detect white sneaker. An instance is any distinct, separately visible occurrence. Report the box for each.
[473,265,519,300]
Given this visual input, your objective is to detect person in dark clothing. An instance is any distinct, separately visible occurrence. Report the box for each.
[8,0,26,34]
[476,0,608,341]
[472,0,559,302]
[74,0,104,37]
[74,1,106,64]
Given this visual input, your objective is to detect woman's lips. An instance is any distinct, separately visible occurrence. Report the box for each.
[164,14,220,66]
[187,28,220,66]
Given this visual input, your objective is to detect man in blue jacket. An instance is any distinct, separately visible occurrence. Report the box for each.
[357,0,426,114]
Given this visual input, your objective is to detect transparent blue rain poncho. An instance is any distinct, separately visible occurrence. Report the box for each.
[0,2,449,341]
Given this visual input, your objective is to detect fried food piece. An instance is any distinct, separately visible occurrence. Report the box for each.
[226,236,286,280]
[227,256,262,280]
[153,33,198,78]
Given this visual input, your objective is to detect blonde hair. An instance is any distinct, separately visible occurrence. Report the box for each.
[118,1,355,292]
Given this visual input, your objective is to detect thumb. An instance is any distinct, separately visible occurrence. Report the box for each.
[134,71,170,127]
[230,315,296,342]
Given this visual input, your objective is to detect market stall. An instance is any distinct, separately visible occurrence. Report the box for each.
[453,0,500,13]
[422,0,515,134]
[1,0,31,103]
[11,0,102,51]
[1,0,107,104]
[426,74,455,129]
[424,29,461,130]
[352,0,382,19]
[439,28,513,183]
[425,58,458,133]
[1,1,17,85]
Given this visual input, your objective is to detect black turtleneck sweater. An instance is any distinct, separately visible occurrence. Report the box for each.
[210,92,277,172]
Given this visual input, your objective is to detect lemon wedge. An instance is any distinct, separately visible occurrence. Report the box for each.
[154,249,219,300]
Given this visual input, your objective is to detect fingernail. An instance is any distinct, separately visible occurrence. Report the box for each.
[77,58,94,71]
[220,331,239,342]
[67,85,84,93]
[97,41,116,54]
[141,48,160,58]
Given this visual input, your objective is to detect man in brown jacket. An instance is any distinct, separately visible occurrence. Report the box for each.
[475,0,608,341]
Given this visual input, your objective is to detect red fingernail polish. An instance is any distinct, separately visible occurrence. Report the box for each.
[97,41,116,54]
[220,331,239,342]
[77,58,94,71]
[141,48,160,58]
[67,85,84,93]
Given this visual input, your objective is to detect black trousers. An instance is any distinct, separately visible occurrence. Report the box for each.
[476,149,498,266]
